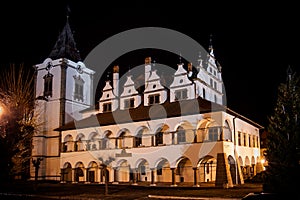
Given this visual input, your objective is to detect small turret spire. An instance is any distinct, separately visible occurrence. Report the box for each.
[209,34,213,52]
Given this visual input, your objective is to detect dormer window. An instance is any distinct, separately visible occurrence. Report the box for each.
[175,89,188,101]
[43,72,53,97]
[149,94,160,105]
[74,75,84,101]
[103,103,112,112]
[124,98,135,109]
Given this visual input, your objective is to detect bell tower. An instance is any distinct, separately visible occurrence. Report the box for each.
[31,17,95,180]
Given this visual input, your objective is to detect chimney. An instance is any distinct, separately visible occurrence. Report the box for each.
[113,65,119,97]
[188,62,193,77]
[145,57,151,86]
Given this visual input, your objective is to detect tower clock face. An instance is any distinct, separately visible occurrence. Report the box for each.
[46,62,53,71]
[77,64,83,74]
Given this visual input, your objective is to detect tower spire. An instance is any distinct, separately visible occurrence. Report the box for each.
[48,10,81,62]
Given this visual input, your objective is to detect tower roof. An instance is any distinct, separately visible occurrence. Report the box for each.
[48,18,81,62]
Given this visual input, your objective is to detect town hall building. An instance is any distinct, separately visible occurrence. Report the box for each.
[31,19,264,188]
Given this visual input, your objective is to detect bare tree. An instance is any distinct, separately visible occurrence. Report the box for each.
[0,63,38,181]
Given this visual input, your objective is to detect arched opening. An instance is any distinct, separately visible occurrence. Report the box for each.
[75,133,85,151]
[61,162,72,182]
[137,159,150,182]
[176,157,193,183]
[177,126,186,143]
[198,156,217,182]
[196,119,210,143]
[100,130,112,149]
[63,135,74,152]
[228,155,237,184]
[88,132,99,151]
[223,120,232,141]
[155,158,171,183]
[134,127,148,147]
[244,156,251,179]
[87,161,98,183]
[74,162,85,183]
[117,160,130,182]
[116,129,131,149]
[154,124,169,146]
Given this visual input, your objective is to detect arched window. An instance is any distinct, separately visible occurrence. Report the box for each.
[177,126,186,143]
[223,120,232,141]
[155,130,163,146]
[134,130,143,147]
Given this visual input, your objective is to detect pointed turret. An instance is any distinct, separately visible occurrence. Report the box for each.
[49,17,81,62]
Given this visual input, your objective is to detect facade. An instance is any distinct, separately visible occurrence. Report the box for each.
[31,20,264,187]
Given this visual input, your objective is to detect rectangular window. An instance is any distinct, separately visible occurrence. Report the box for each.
[175,89,188,101]
[210,78,213,86]
[43,73,53,97]
[214,81,217,89]
[74,75,84,101]
[149,94,160,105]
[103,103,112,112]
[238,132,241,146]
[124,98,135,109]
[244,133,247,146]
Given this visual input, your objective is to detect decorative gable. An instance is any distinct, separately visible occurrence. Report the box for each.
[144,70,167,106]
[120,76,141,109]
[99,81,118,112]
[169,63,195,102]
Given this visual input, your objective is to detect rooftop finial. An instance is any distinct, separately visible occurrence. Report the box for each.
[179,53,182,64]
[287,65,293,81]
[209,34,213,51]
[66,5,71,20]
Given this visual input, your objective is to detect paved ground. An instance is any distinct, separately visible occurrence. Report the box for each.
[0,181,263,200]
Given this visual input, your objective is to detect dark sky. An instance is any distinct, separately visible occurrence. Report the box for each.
[0,1,299,128]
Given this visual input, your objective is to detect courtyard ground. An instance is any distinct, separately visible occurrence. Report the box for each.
[0,181,263,200]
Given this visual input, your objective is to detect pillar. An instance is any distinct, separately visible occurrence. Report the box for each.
[72,168,76,183]
[132,168,138,185]
[215,153,233,188]
[150,168,156,186]
[113,167,119,184]
[193,167,199,187]
[170,168,177,187]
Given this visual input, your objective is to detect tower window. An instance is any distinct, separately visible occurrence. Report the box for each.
[175,89,188,101]
[214,81,217,89]
[203,88,206,99]
[210,78,213,86]
[43,73,53,97]
[73,75,84,101]
[103,103,112,112]
[149,94,160,105]
[124,98,135,109]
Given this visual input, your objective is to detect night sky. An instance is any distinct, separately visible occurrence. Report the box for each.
[0,1,299,128]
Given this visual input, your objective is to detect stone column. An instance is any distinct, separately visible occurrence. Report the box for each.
[215,153,233,188]
[193,167,199,187]
[72,168,77,183]
[150,168,156,186]
[132,168,138,185]
[170,168,177,187]
[113,167,119,184]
